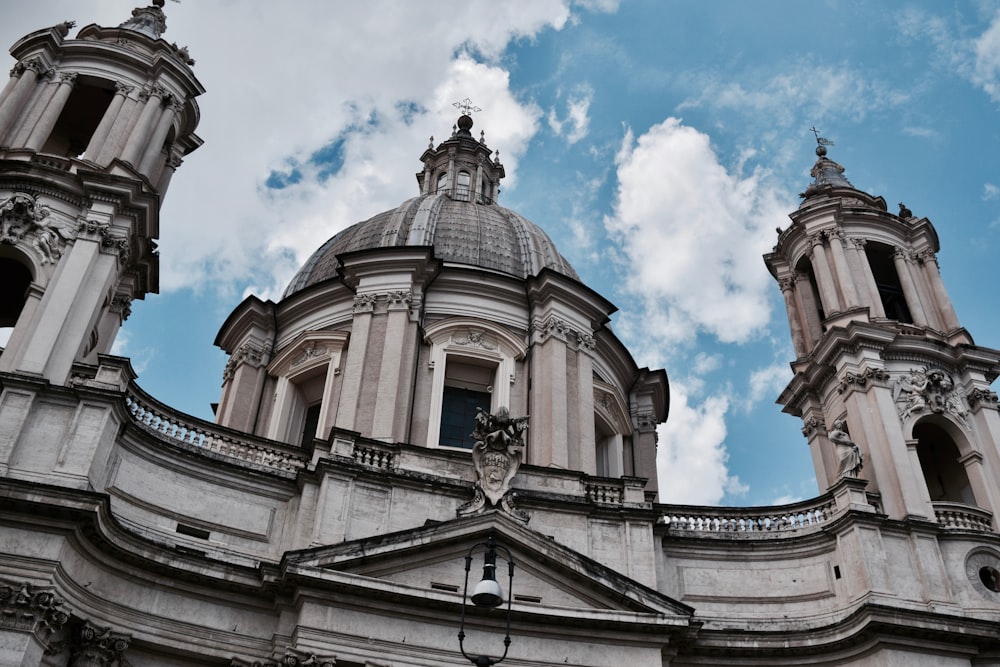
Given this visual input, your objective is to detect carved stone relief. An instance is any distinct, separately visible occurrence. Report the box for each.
[48,620,131,667]
[222,341,269,383]
[837,367,889,395]
[0,581,69,639]
[451,327,498,351]
[0,192,76,264]
[458,407,529,522]
[893,368,968,425]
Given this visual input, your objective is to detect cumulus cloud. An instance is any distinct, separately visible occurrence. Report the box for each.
[745,362,791,411]
[657,383,747,505]
[605,118,789,347]
[984,183,1000,201]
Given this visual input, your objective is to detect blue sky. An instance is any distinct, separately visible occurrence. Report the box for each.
[5,1,1000,507]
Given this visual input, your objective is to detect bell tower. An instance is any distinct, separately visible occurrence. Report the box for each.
[0,1,202,385]
[766,140,1000,526]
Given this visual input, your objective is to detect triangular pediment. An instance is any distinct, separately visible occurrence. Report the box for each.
[281,512,692,619]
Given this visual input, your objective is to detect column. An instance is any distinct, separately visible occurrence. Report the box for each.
[119,84,165,166]
[793,271,823,347]
[779,275,806,357]
[25,72,77,151]
[95,94,139,165]
[336,295,374,431]
[851,238,886,318]
[922,253,961,331]
[371,291,413,441]
[138,99,179,175]
[576,335,597,473]
[156,152,183,196]
[0,59,45,142]
[892,247,928,326]
[828,229,860,308]
[808,234,841,315]
[474,158,484,203]
[83,82,132,161]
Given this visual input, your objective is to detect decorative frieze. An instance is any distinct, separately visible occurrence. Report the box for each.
[451,327,498,350]
[0,581,69,639]
[231,652,335,666]
[893,368,969,424]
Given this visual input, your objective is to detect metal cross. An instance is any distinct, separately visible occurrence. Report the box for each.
[453,98,482,115]
[809,126,834,147]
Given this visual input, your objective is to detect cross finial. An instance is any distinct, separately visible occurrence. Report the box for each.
[453,98,482,115]
[809,126,834,147]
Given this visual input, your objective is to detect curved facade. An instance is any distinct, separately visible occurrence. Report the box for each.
[4,6,1000,667]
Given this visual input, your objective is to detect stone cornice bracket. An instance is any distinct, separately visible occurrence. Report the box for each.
[967,387,999,411]
[0,581,70,640]
[77,216,111,241]
[109,293,133,321]
[532,315,595,353]
[836,367,889,395]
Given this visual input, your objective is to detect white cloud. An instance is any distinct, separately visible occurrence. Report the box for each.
[984,183,1000,201]
[548,86,593,144]
[657,383,747,504]
[972,10,1000,102]
[746,362,791,411]
[0,328,11,347]
[605,118,789,347]
[677,63,910,126]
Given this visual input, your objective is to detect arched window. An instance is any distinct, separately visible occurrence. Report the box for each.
[436,172,448,193]
[914,421,975,505]
[424,318,527,450]
[866,241,913,323]
[456,170,471,201]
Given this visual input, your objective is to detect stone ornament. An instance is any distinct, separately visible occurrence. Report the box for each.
[231,653,336,667]
[48,620,131,667]
[451,328,498,351]
[837,367,889,395]
[0,192,75,264]
[222,341,268,383]
[458,407,529,522]
[893,368,968,424]
[0,581,70,637]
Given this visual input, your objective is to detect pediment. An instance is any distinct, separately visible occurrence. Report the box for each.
[281,512,692,619]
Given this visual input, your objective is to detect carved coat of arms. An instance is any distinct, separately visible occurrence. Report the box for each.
[458,407,529,522]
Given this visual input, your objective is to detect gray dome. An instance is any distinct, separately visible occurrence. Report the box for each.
[284,193,578,297]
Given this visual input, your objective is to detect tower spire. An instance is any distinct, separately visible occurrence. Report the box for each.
[119,0,169,39]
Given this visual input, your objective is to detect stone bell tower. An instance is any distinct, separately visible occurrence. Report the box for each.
[0,1,202,385]
[765,140,1000,527]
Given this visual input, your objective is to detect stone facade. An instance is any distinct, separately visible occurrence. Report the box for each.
[2,5,1000,667]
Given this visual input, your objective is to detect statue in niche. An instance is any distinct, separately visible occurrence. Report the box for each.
[829,419,863,478]
[458,407,529,522]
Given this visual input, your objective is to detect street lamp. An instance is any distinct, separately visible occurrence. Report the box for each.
[458,532,515,667]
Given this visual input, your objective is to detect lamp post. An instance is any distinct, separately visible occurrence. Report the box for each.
[458,533,515,667]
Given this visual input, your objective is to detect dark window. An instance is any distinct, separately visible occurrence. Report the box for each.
[440,386,490,449]
[866,243,913,324]
[299,403,321,447]
[0,256,32,328]
[42,78,114,158]
[914,421,975,505]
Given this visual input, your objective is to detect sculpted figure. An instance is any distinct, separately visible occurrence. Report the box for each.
[458,407,529,521]
[830,419,863,478]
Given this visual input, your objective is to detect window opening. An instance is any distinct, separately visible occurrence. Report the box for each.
[456,170,471,201]
[42,79,114,158]
[439,358,494,449]
[299,402,322,447]
[914,421,974,505]
[0,256,32,328]
[436,171,448,193]
[866,242,913,324]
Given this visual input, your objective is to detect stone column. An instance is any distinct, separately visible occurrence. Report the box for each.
[808,234,841,316]
[921,253,961,331]
[575,331,597,473]
[95,93,139,165]
[119,84,165,166]
[156,152,183,195]
[138,99,179,175]
[792,271,823,347]
[474,157,485,203]
[25,72,77,151]
[828,229,860,308]
[336,295,375,432]
[529,317,570,469]
[0,59,46,143]
[779,275,806,357]
[83,82,133,162]
[371,290,414,442]
[851,238,886,318]
[892,247,927,326]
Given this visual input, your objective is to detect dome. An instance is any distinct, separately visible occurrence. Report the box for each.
[285,194,578,297]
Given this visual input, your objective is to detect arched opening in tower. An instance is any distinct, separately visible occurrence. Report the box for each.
[0,255,32,330]
[42,77,114,158]
[865,241,913,324]
[793,256,825,346]
[914,420,975,506]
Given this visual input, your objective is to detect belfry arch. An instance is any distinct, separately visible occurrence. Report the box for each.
[912,418,976,507]
[0,250,33,328]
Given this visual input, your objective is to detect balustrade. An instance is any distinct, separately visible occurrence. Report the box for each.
[662,495,837,536]
[933,502,994,532]
[125,387,307,475]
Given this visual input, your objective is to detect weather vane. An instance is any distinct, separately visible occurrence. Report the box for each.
[809,126,834,147]
[453,98,482,116]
